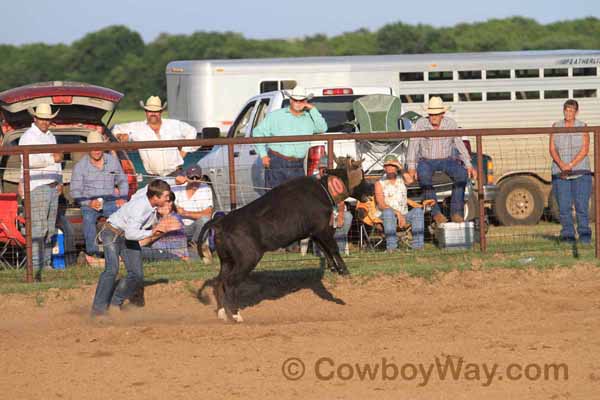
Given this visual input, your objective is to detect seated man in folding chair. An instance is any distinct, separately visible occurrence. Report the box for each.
[406,96,477,224]
[375,155,433,251]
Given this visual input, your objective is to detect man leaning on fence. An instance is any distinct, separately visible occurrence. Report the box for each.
[253,86,328,189]
[91,179,172,317]
[113,96,198,181]
[19,103,63,281]
[406,96,476,225]
[70,131,129,264]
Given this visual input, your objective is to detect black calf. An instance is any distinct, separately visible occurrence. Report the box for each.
[197,157,371,322]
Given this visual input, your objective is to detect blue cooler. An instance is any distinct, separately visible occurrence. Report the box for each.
[51,229,65,269]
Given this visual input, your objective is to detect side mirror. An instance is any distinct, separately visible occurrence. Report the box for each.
[199,127,220,139]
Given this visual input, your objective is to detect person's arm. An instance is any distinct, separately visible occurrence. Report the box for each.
[374,181,387,210]
[179,206,212,220]
[178,120,200,156]
[253,115,273,166]
[549,129,570,172]
[18,133,55,169]
[123,209,158,241]
[111,155,129,204]
[568,127,590,170]
[306,106,328,133]
[69,161,87,205]
[406,139,420,179]
[336,202,345,227]
[112,122,135,142]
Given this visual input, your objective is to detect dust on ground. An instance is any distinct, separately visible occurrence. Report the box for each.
[1,265,599,399]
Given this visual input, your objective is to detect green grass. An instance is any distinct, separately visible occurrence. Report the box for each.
[1,228,598,295]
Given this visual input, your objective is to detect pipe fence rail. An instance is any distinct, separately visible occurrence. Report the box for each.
[2,125,599,282]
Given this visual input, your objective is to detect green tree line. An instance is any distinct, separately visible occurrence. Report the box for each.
[0,17,598,108]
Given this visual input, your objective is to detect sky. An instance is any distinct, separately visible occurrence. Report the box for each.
[2,0,598,45]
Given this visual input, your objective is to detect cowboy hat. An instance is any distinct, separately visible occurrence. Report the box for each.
[423,96,450,115]
[140,96,167,112]
[283,86,314,101]
[86,131,105,144]
[28,103,59,119]
[383,154,403,171]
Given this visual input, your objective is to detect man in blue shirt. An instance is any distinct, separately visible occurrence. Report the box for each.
[253,86,327,189]
[70,131,129,261]
[91,179,172,316]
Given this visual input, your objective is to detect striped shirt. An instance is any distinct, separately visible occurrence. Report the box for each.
[406,117,472,170]
[551,119,589,175]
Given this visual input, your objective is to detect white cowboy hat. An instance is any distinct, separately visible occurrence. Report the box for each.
[28,103,59,119]
[424,96,450,115]
[283,86,314,101]
[140,96,167,112]
[86,131,104,144]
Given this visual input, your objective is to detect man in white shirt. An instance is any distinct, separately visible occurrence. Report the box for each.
[19,104,63,280]
[113,96,199,179]
[172,166,213,261]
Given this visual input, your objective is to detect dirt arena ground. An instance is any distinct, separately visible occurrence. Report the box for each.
[1,264,599,399]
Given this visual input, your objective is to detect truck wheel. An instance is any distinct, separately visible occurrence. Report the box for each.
[494,177,544,226]
[548,189,595,223]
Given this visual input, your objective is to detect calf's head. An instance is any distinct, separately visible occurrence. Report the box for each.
[332,156,373,202]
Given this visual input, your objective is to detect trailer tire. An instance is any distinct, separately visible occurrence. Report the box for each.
[494,177,544,226]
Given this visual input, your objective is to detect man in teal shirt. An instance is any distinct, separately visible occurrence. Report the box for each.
[253,86,328,188]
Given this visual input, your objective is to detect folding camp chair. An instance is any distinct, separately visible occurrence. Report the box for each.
[0,193,27,269]
[355,197,412,250]
[352,94,407,175]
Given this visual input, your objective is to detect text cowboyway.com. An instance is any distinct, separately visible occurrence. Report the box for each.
[281,356,568,386]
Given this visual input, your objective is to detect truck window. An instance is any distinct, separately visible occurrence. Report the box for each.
[230,101,256,138]
[252,99,271,131]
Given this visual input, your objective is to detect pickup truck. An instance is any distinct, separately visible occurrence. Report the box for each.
[197,87,496,217]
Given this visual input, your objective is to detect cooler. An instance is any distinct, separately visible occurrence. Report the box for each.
[434,222,475,249]
[51,228,65,269]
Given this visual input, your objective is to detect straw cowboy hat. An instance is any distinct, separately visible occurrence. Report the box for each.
[283,86,314,101]
[86,131,105,144]
[424,96,450,115]
[28,103,59,119]
[383,154,403,171]
[140,96,167,112]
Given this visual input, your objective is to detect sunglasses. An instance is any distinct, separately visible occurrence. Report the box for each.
[187,175,202,180]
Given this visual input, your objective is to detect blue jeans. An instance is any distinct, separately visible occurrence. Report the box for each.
[382,207,425,250]
[265,151,305,189]
[334,210,353,252]
[91,228,143,314]
[417,158,467,217]
[81,201,118,256]
[552,175,592,243]
[184,216,211,244]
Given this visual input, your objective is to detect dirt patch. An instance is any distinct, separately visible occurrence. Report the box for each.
[1,265,599,399]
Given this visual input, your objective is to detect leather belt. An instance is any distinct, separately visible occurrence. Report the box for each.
[268,149,303,162]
